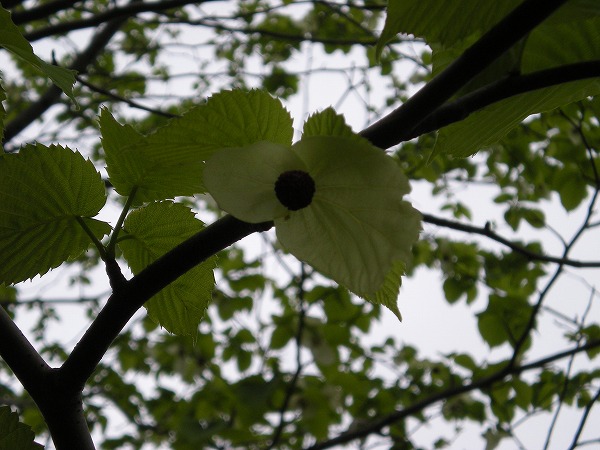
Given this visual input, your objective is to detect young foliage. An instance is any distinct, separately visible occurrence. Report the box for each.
[0,406,42,450]
[100,90,293,202]
[118,201,216,336]
[0,6,76,104]
[0,144,109,284]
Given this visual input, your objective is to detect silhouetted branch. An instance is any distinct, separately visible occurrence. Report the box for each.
[75,74,178,118]
[305,338,600,450]
[21,0,214,42]
[422,213,600,268]
[10,0,81,25]
[61,215,272,390]
[399,61,600,142]
[360,0,570,149]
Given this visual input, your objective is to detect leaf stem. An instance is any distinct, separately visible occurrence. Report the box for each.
[75,216,108,261]
[107,186,138,257]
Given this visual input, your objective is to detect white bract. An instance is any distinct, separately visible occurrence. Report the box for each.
[205,135,421,319]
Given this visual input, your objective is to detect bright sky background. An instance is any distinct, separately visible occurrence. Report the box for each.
[3,2,599,448]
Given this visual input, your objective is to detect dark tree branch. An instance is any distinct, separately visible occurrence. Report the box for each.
[509,139,600,368]
[267,265,308,450]
[305,338,600,450]
[360,0,570,149]
[399,60,600,142]
[10,0,82,25]
[422,213,600,268]
[60,215,272,390]
[0,306,95,449]
[75,74,178,118]
[568,386,600,450]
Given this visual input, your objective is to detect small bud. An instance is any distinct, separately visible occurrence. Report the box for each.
[274,170,316,211]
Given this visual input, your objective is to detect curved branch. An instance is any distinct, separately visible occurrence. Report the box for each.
[422,212,600,268]
[21,0,215,42]
[305,338,600,450]
[0,306,50,395]
[60,215,272,389]
[360,0,570,149]
[400,61,600,142]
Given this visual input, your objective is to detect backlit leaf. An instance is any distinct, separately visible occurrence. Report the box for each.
[302,107,357,139]
[101,90,293,202]
[119,201,216,336]
[433,79,600,158]
[0,144,109,284]
[0,6,77,104]
[0,404,43,449]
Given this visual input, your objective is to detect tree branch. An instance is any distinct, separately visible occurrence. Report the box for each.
[422,213,600,268]
[60,215,272,389]
[399,60,600,142]
[10,0,82,25]
[0,303,95,450]
[360,0,570,149]
[0,306,50,395]
[306,338,600,450]
[21,0,216,42]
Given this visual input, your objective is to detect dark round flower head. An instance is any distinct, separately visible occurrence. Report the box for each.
[274,170,316,211]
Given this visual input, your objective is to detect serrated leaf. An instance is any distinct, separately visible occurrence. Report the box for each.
[119,201,216,336]
[376,0,600,57]
[433,79,600,158]
[364,261,405,320]
[101,89,293,202]
[0,406,43,450]
[302,107,357,139]
[0,144,109,284]
[0,6,77,105]
[100,108,201,202]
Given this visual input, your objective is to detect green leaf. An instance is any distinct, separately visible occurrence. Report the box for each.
[433,79,600,158]
[276,136,421,300]
[119,201,216,336]
[522,17,600,72]
[0,85,5,150]
[0,6,77,105]
[376,0,600,57]
[302,107,357,139]
[0,144,109,284]
[0,406,43,450]
[377,0,520,57]
[364,261,405,320]
[101,89,293,202]
[100,108,202,202]
[477,295,531,348]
